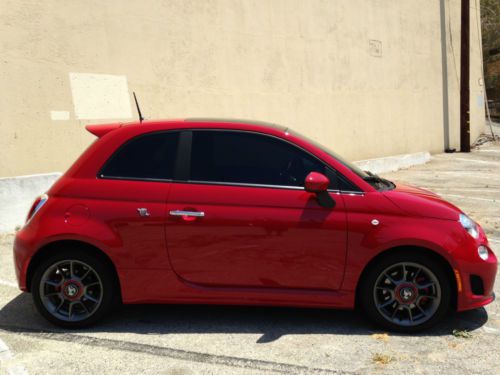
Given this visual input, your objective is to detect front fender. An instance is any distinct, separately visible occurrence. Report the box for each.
[341,216,464,292]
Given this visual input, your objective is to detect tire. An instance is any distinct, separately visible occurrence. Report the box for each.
[31,250,116,328]
[359,251,451,332]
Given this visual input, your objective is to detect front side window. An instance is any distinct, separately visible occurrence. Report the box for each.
[190,131,336,188]
[288,128,393,191]
[100,132,179,180]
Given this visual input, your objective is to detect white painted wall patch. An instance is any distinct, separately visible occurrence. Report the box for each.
[69,73,132,120]
[50,110,70,121]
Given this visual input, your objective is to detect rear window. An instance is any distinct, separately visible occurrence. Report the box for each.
[100,132,179,180]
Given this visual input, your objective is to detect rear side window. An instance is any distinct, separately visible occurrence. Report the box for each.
[190,131,336,188]
[100,132,179,180]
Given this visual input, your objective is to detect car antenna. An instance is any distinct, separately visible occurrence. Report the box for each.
[133,92,144,123]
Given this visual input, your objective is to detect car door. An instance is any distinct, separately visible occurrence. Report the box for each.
[94,131,179,269]
[165,130,348,290]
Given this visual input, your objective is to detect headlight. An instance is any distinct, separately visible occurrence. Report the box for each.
[459,213,479,239]
[478,246,489,261]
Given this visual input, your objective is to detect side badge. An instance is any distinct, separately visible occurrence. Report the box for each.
[137,208,150,217]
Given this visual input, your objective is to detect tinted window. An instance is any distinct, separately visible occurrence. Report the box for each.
[190,131,336,188]
[288,129,369,180]
[101,132,178,180]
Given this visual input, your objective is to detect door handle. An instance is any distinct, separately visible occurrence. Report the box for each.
[169,210,205,218]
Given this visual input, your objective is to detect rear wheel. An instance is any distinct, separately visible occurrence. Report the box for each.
[31,250,115,328]
[359,252,451,332]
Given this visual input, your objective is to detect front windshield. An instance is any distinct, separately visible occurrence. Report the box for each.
[288,129,395,191]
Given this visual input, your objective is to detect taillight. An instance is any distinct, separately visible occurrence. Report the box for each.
[26,194,49,223]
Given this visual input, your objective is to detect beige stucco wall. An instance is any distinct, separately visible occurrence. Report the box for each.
[0,0,486,177]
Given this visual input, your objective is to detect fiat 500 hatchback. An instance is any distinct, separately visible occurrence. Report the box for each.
[14,119,497,331]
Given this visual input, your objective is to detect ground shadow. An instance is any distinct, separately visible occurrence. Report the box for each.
[0,292,489,343]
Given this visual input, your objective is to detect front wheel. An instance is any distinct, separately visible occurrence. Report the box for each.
[31,251,115,328]
[359,252,451,332]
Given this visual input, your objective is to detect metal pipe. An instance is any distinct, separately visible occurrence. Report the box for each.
[460,0,471,152]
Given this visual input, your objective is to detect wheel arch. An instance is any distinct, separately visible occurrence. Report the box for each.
[26,240,122,301]
[354,245,457,310]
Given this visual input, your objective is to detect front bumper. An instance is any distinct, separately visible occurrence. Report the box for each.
[456,243,498,312]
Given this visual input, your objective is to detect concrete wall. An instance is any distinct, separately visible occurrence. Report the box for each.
[0,0,486,179]
[0,173,61,233]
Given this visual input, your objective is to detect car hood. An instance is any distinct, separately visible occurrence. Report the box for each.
[383,183,461,221]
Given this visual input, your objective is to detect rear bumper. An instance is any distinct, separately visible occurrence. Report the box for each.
[13,228,33,291]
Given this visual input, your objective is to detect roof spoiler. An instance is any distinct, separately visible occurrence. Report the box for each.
[85,123,122,138]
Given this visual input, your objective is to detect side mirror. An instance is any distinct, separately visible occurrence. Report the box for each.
[305,172,329,193]
[304,172,335,209]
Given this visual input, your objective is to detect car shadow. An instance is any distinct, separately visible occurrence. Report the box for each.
[0,292,489,343]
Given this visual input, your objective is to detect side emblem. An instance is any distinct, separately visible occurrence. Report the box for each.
[137,208,150,217]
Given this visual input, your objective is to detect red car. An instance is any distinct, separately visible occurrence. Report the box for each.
[13,118,497,331]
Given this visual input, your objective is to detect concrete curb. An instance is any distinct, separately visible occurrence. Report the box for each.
[354,151,431,174]
[0,173,62,233]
